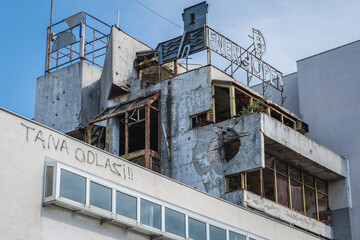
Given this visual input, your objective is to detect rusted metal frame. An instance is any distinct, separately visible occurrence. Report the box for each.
[93,52,107,60]
[241,173,245,189]
[121,149,145,160]
[50,40,80,54]
[315,178,320,220]
[150,105,159,111]
[84,24,109,38]
[125,112,129,156]
[229,86,236,117]
[64,45,79,55]
[244,172,247,190]
[224,43,254,73]
[92,29,95,65]
[211,84,216,123]
[288,163,293,210]
[105,118,110,152]
[145,102,151,169]
[48,57,81,72]
[89,93,159,124]
[86,124,92,144]
[205,26,283,92]
[84,12,112,28]
[84,35,109,47]
[51,24,80,40]
[302,170,306,215]
[83,46,107,56]
[128,119,145,126]
[84,59,103,68]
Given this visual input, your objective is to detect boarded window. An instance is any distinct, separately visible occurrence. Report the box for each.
[277,174,289,207]
[263,168,275,201]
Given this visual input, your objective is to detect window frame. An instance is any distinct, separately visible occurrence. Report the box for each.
[43,159,267,240]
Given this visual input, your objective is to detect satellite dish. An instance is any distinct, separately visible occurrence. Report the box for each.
[52,32,77,52]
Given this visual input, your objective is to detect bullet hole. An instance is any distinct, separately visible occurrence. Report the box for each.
[55,114,58,116]
[65,104,68,107]
[52,101,54,104]
[188,137,191,140]
[46,96,48,99]
[56,97,60,101]
[52,124,54,126]
[63,91,65,94]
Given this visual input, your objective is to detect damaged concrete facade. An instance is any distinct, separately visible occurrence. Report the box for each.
[27,2,355,240]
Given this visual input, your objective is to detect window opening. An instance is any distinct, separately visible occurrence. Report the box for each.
[214,86,231,122]
[246,170,261,195]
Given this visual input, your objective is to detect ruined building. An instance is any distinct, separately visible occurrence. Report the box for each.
[0,2,356,240]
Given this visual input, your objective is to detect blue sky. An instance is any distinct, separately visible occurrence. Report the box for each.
[1,0,360,119]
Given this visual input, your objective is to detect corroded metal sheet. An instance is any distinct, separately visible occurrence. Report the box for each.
[52,31,77,52]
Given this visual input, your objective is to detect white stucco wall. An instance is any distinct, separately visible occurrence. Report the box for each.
[0,108,324,240]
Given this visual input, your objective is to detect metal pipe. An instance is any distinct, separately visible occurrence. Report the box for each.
[116,10,120,28]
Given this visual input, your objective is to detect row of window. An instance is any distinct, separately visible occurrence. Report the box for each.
[226,157,330,224]
[44,161,265,240]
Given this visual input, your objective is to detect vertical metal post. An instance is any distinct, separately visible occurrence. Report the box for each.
[274,159,278,203]
[259,168,263,197]
[116,10,120,28]
[302,170,306,215]
[79,22,86,60]
[125,112,129,157]
[46,0,54,73]
[315,178,319,220]
[145,103,151,169]
[229,86,236,117]
[288,164,292,209]
[174,60,178,75]
[105,118,110,152]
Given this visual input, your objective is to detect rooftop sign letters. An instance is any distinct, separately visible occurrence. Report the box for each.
[205,26,283,90]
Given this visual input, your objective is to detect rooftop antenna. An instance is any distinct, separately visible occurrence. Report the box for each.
[116,10,120,28]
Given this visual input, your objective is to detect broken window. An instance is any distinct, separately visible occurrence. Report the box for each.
[226,157,330,223]
[213,86,231,122]
[235,89,251,117]
[246,170,261,195]
[86,92,161,173]
[226,173,243,192]
[190,110,213,129]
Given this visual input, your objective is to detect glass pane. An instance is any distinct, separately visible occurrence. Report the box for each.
[276,174,289,207]
[317,179,327,193]
[141,199,161,229]
[247,170,261,195]
[263,168,275,201]
[229,231,246,240]
[60,169,86,204]
[45,166,54,198]
[188,218,206,240]
[90,182,112,211]
[209,225,226,240]
[305,186,316,219]
[291,180,303,213]
[165,208,185,237]
[116,191,137,220]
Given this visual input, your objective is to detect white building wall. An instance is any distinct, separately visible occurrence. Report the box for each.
[0,108,325,240]
[296,41,360,239]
